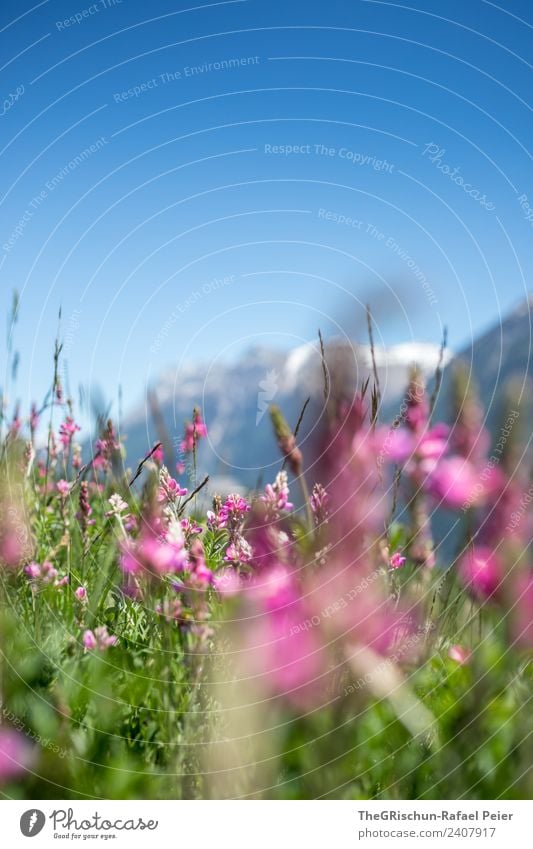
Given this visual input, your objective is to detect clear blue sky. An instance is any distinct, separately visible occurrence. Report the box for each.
[1,0,532,425]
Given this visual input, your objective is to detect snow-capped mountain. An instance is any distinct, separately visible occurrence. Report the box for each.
[121,339,451,492]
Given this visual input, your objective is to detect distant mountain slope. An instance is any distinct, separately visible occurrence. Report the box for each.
[437,296,533,430]
[120,341,450,491]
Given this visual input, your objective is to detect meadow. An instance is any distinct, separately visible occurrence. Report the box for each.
[0,314,531,800]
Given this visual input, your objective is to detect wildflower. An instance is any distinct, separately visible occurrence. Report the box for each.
[58,416,80,450]
[56,479,70,497]
[426,455,483,510]
[180,517,202,543]
[106,493,128,516]
[225,536,253,564]
[217,493,251,529]
[75,586,87,602]
[390,551,406,569]
[309,483,329,525]
[448,645,471,665]
[157,466,187,505]
[0,728,35,784]
[152,443,164,465]
[188,538,214,587]
[261,471,294,517]
[82,626,117,651]
[180,407,207,454]
[458,545,502,599]
[120,520,188,577]
[156,597,184,623]
[77,481,93,533]
[24,560,67,589]
[93,420,121,471]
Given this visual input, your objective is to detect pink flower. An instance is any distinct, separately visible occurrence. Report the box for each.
[24,560,66,589]
[180,407,207,454]
[82,630,97,650]
[83,626,117,651]
[152,443,164,465]
[56,479,70,497]
[224,536,253,564]
[157,466,187,504]
[390,551,406,569]
[217,494,251,528]
[59,416,80,449]
[75,586,87,601]
[426,456,482,510]
[387,423,449,466]
[458,546,501,599]
[448,644,471,665]
[261,471,293,516]
[309,483,329,524]
[0,728,35,784]
[120,520,188,578]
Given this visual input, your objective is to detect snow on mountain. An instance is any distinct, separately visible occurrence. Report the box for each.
[121,339,450,492]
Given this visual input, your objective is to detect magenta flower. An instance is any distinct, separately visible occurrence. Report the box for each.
[56,479,70,497]
[120,520,188,578]
[309,483,329,524]
[390,551,406,569]
[458,546,501,599]
[180,407,207,454]
[83,626,117,651]
[157,466,187,504]
[224,536,253,564]
[24,560,67,589]
[75,586,87,601]
[58,416,80,449]
[426,456,482,510]
[82,630,97,650]
[261,471,294,517]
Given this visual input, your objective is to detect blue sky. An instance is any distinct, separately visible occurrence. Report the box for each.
[1,0,532,426]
